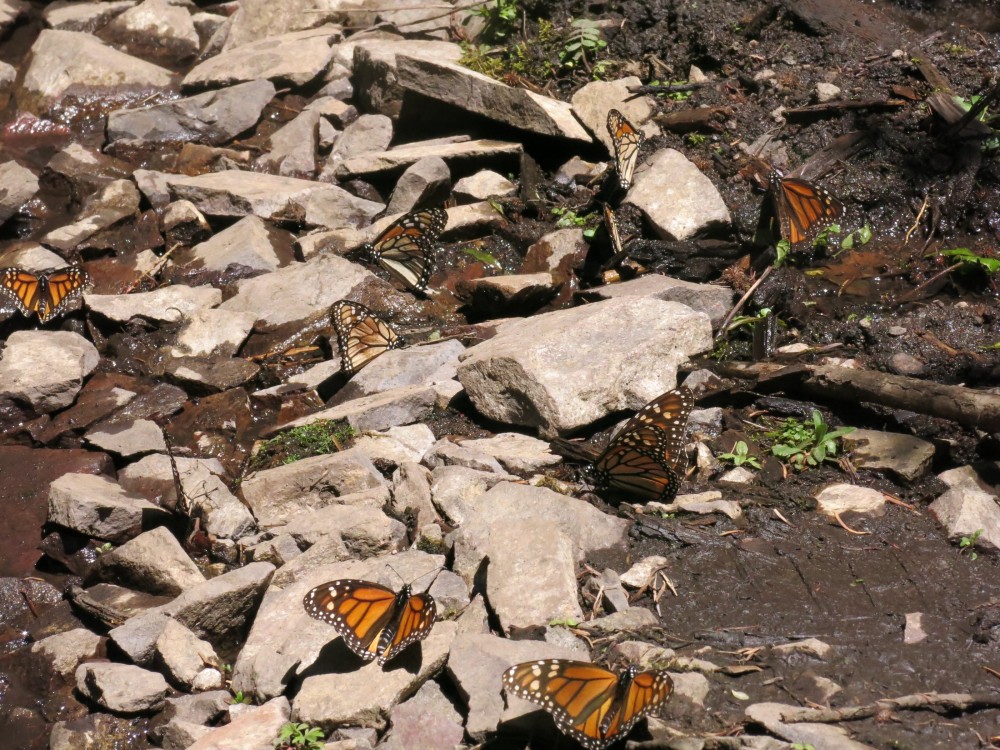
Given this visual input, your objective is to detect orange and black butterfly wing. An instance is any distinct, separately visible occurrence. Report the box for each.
[38,266,90,322]
[592,444,680,503]
[364,207,447,293]
[612,386,695,471]
[331,300,402,375]
[376,587,437,665]
[303,579,400,661]
[606,109,645,190]
[598,668,674,745]
[502,660,621,750]
[0,268,43,317]
[771,172,843,246]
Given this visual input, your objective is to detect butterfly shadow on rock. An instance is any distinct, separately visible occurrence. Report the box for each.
[297,637,425,678]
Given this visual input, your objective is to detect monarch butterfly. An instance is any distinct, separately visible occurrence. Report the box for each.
[747,158,843,246]
[606,109,645,190]
[0,266,90,323]
[362,207,447,294]
[331,300,403,375]
[590,386,695,503]
[502,659,673,750]
[303,578,437,666]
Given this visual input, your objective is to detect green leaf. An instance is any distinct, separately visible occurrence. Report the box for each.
[857,224,873,244]
[841,233,854,250]
[461,246,503,269]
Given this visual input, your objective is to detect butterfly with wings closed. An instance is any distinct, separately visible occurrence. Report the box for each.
[606,109,646,191]
[503,659,674,750]
[331,300,403,375]
[747,158,844,247]
[0,266,90,323]
[361,207,447,294]
[590,386,695,503]
[303,578,437,666]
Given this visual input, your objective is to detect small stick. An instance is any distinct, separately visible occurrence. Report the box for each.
[715,265,773,341]
[833,511,870,536]
[773,508,794,528]
[904,195,929,245]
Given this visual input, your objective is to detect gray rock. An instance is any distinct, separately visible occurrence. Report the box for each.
[391,462,439,529]
[44,142,132,204]
[223,0,343,49]
[156,618,221,689]
[816,82,842,102]
[629,149,732,241]
[453,170,517,202]
[42,0,135,31]
[745,702,875,750]
[85,418,166,457]
[353,424,437,467]
[337,339,466,402]
[462,272,558,316]
[325,113,393,172]
[578,607,659,633]
[904,612,927,644]
[241,449,386,528]
[183,26,341,89]
[427,570,469,617]
[0,242,63,270]
[349,38,463,118]
[571,75,660,152]
[257,108,321,178]
[842,428,935,482]
[383,680,463,750]
[929,485,1000,551]
[447,632,582,739]
[620,555,669,589]
[163,169,383,229]
[814,484,886,516]
[459,433,561,474]
[583,274,735,329]
[76,662,169,713]
[167,356,264,393]
[106,0,199,61]
[888,352,924,376]
[422,438,505,474]
[48,472,170,543]
[170,308,257,358]
[688,406,724,438]
[186,697,291,750]
[0,160,39,224]
[522,227,588,283]
[397,55,590,141]
[192,215,294,273]
[232,551,444,700]
[280,385,439,433]
[719,465,756,484]
[282,504,407,557]
[42,178,141,250]
[938,462,1000,493]
[30,628,103,676]
[334,137,523,180]
[87,284,221,324]
[0,331,99,412]
[161,720,212,750]
[457,297,712,436]
[590,568,629,613]
[771,638,833,660]
[19,29,172,116]
[109,611,172,665]
[385,156,451,215]
[429,466,517,527]
[89,526,206,596]
[245,533,302,567]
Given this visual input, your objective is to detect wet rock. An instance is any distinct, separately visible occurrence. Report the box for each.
[578,607,659,633]
[457,297,711,436]
[87,284,221,324]
[453,170,516,202]
[156,618,222,690]
[232,551,443,700]
[155,561,275,645]
[620,555,669,588]
[397,55,591,142]
[0,331,99,413]
[814,484,886,516]
[283,384,439,433]
[462,272,559,317]
[385,156,451,215]
[169,308,257,358]
[458,433,560,474]
[42,177,141,250]
[571,76,660,152]
[217,255,375,326]
[106,0,199,62]
[161,720,211,750]
[772,638,832,660]
[89,526,205,596]
[888,352,924,376]
[447,632,582,739]
[108,80,276,148]
[628,149,732,240]
[163,355,261,393]
[349,38,463,118]
[688,406,724,438]
[422,438,505,473]
[50,714,149,750]
[240,449,387,527]
[337,339,465,402]
[521,227,589,283]
[0,160,39,224]
[46,143,133,204]
[109,611,172,665]
[429,466,518,527]
[0,242,63,270]
[76,662,169,713]
[928,485,1000,551]
[582,274,735,329]
[163,169,383,228]
[183,26,340,89]
[383,680,463,750]
[842,428,935,482]
[30,628,103,676]
[42,0,134,31]
[48,472,170,543]
[904,612,927,644]
[186,697,290,750]
[85,418,166,457]
[333,137,523,180]
[163,200,211,247]
[19,29,172,117]
[353,424,437,467]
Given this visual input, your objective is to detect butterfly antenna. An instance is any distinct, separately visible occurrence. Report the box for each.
[385,563,406,586]
[410,565,445,593]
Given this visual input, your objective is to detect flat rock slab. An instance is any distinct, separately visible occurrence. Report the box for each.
[582,273,735,329]
[456,297,712,436]
[86,285,221,324]
[843,428,935,482]
[0,160,40,222]
[85,418,166,457]
[459,433,561,474]
[0,330,99,413]
[48,472,170,543]
[815,484,886,517]
[30,628,103,676]
[334,138,523,179]
[571,76,660,152]
[186,697,291,750]
[281,385,439,434]
[745,702,877,750]
[89,525,205,595]
[336,339,465,401]
[383,679,464,750]
[75,662,169,714]
[183,26,341,89]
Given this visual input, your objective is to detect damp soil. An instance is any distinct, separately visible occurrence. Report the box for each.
[2,0,1000,748]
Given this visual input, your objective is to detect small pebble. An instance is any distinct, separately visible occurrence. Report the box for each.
[889,352,925,376]
[887,326,907,336]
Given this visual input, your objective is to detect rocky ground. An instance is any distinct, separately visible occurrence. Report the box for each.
[1,1,1000,749]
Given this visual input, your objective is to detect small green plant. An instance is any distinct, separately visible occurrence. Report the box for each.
[416,536,448,555]
[249,420,356,472]
[937,247,1000,274]
[461,246,503,269]
[768,410,855,471]
[231,690,251,704]
[839,223,873,250]
[685,133,707,146]
[550,206,600,237]
[955,95,1000,152]
[774,238,791,267]
[95,542,114,555]
[811,223,841,249]
[275,723,325,750]
[726,307,772,334]
[717,441,761,470]
[559,19,607,69]
[549,618,580,627]
[648,80,693,101]
[791,744,816,750]
[466,0,519,43]
[960,529,984,560]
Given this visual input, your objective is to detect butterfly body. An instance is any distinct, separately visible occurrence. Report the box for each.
[606,109,645,191]
[303,579,437,666]
[590,386,695,503]
[0,266,90,323]
[502,659,673,750]
[362,207,447,294]
[331,300,403,374]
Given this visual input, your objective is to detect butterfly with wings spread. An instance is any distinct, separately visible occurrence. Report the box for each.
[746,157,844,247]
[360,207,447,294]
[0,266,91,323]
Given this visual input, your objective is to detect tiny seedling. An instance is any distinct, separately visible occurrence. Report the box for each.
[775,238,791,267]
[811,223,842,249]
[937,247,1000,274]
[466,0,520,43]
[726,307,773,334]
[231,690,251,705]
[960,529,984,560]
[560,18,607,69]
[461,246,503,269]
[768,410,855,471]
[248,420,356,472]
[274,722,325,750]
[685,133,707,146]
[550,206,600,237]
[717,441,761,470]
[791,744,817,750]
[549,618,581,628]
[95,542,114,555]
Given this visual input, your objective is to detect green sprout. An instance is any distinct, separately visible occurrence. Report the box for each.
[466,0,519,43]
[275,723,325,750]
[767,411,855,471]
[560,18,607,69]
[960,529,984,561]
[717,441,761,470]
[840,224,873,250]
